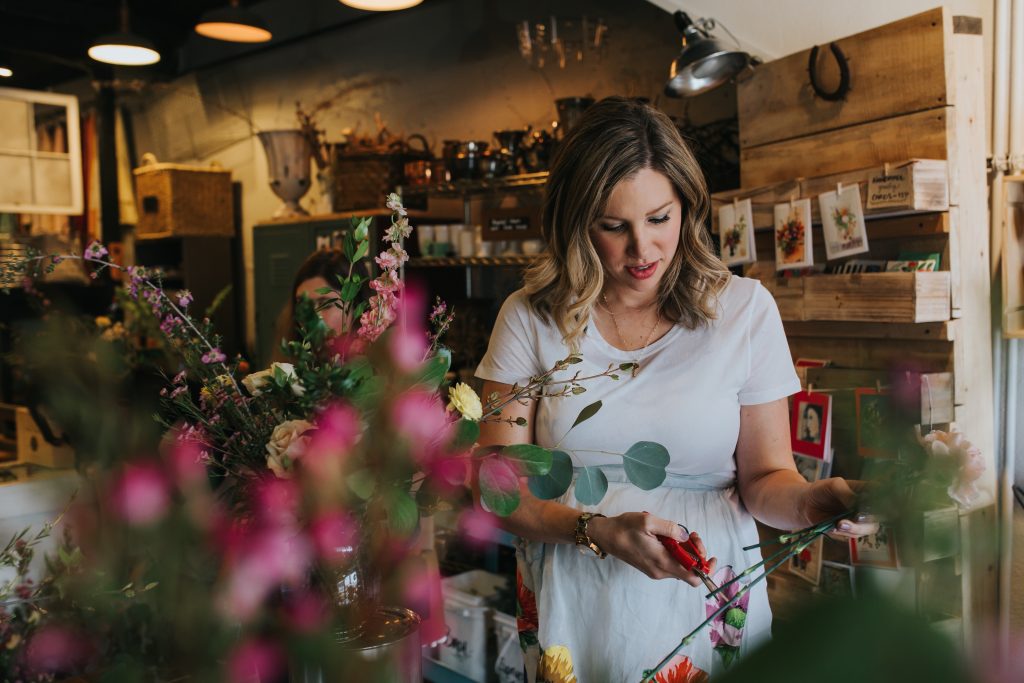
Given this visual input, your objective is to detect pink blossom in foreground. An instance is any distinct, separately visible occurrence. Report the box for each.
[309,510,359,563]
[109,462,171,526]
[391,390,452,454]
[227,638,284,683]
[24,624,92,674]
[282,589,330,632]
[457,508,499,550]
[253,476,301,527]
[304,402,361,473]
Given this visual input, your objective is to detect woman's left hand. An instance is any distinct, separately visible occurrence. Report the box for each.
[798,478,878,540]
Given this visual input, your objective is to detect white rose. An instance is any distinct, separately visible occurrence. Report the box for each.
[243,362,305,397]
[447,382,483,422]
[265,419,313,478]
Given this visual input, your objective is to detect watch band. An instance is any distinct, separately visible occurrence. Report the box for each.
[574,512,607,558]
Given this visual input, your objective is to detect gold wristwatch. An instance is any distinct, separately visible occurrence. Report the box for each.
[574,512,607,558]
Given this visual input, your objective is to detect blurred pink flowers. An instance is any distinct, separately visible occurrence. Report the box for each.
[109,462,171,526]
[24,624,92,675]
[916,427,986,508]
[227,638,284,683]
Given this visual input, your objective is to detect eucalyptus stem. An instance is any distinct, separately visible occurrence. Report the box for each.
[641,534,815,683]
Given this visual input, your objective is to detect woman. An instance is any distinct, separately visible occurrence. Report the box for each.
[800,403,824,444]
[271,249,350,362]
[475,97,874,681]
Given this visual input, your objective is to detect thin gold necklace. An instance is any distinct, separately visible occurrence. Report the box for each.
[600,293,661,377]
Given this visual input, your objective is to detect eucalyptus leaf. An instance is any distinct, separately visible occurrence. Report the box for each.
[501,443,552,476]
[386,490,419,535]
[528,450,573,500]
[571,400,602,429]
[574,466,608,505]
[479,457,520,517]
[622,441,670,490]
[346,468,377,500]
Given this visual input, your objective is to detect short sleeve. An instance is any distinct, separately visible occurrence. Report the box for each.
[738,283,801,405]
[475,291,545,385]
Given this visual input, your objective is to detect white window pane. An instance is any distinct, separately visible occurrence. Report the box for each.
[0,155,32,204]
[33,158,71,207]
[0,99,31,152]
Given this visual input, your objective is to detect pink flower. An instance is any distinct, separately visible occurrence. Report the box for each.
[375,250,399,270]
[217,526,313,622]
[304,403,361,473]
[109,462,171,526]
[202,347,226,364]
[458,508,499,549]
[391,390,451,449]
[176,290,193,307]
[167,433,207,487]
[253,477,301,527]
[227,638,284,683]
[706,565,749,649]
[309,510,359,563]
[84,240,108,260]
[24,624,91,674]
[282,589,330,632]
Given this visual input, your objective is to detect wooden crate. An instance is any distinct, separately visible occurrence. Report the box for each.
[803,272,950,323]
[133,162,233,237]
[737,8,952,149]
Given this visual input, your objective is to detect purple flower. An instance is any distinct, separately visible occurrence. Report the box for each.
[202,348,227,364]
[84,240,108,260]
[177,290,194,308]
[706,565,750,649]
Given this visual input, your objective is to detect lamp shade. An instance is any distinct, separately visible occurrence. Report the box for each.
[0,67,12,78]
[338,0,423,11]
[664,12,750,97]
[195,4,272,43]
[88,32,161,66]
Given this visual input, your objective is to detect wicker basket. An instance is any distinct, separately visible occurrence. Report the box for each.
[133,155,233,237]
[330,135,432,211]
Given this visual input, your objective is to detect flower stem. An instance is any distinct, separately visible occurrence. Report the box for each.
[741,509,852,551]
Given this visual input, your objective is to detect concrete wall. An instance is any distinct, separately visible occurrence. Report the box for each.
[124,0,734,354]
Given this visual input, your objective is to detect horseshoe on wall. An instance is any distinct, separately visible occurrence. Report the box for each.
[807,42,851,101]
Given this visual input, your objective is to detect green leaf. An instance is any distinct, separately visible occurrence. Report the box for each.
[501,444,552,476]
[622,441,670,490]
[527,450,573,500]
[340,279,361,303]
[346,468,376,500]
[574,466,608,505]
[452,418,480,450]
[570,400,602,429]
[416,348,451,390]
[386,489,419,536]
[315,286,335,295]
[353,218,370,242]
[354,239,369,262]
[479,457,520,517]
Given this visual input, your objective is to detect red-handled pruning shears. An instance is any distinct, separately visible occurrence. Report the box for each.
[644,513,720,596]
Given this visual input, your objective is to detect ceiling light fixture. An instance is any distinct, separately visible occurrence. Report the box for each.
[88,0,161,66]
[195,0,272,43]
[338,0,424,11]
[0,67,12,78]
[664,11,752,97]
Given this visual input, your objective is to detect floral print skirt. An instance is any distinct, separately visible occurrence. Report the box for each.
[516,469,771,683]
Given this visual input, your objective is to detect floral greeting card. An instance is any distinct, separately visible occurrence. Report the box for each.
[818,183,870,260]
[718,199,756,267]
[773,198,813,271]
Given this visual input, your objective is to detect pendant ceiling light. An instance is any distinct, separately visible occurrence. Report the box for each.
[338,0,424,11]
[664,11,751,97]
[195,0,272,43]
[0,67,12,78]
[88,0,161,66]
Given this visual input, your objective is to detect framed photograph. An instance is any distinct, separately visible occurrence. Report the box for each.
[793,452,832,483]
[850,525,899,569]
[855,387,891,457]
[773,199,813,270]
[718,199,756,266]
[790,390,831,459]
[794,357,831,387]
[788,536,824,585]
[818,183,869,260]
[820,561,856,598]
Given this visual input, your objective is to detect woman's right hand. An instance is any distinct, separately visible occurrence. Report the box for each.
[589,512,718,587]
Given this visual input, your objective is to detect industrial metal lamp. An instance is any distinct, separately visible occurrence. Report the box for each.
[195,0,272,43]
[664,11,751,97]
[0,67,12,78]
[338,0,424,11]
[88,0,161,66]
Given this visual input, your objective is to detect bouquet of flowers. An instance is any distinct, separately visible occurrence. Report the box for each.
[775,216,804,256]
[722,217,744,257]
[0,194,670,681]
[832,205,857,241]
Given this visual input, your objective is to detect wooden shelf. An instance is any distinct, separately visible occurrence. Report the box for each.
[783,319,957,342]
[400,172,548,198]
[406,255,537,268]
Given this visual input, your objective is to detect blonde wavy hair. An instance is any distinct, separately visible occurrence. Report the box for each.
[523,96,731,348]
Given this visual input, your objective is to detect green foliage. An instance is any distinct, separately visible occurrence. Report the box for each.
[527,450,573,500]
[573,466,609,506]
[622,441,670,490]
[479,457,521,517]
[500,444,552,476]
[570,400,602,429]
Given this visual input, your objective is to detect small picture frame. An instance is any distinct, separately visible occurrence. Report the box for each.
[855,387,891,457]
[850,525,899,569]
[818,183,869,260]
[793,452,832,483]
[718,199,756,267]
[789,536,824,585]
[790,390,831,459]
[773,198,813,270]
[820,561,856,598]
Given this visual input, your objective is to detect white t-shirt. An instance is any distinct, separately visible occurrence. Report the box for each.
[475,275,800,480]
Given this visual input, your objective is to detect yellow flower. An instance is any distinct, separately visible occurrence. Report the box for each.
[447,382,482,421]
[538,645,577,683]
[95,315,112,329]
